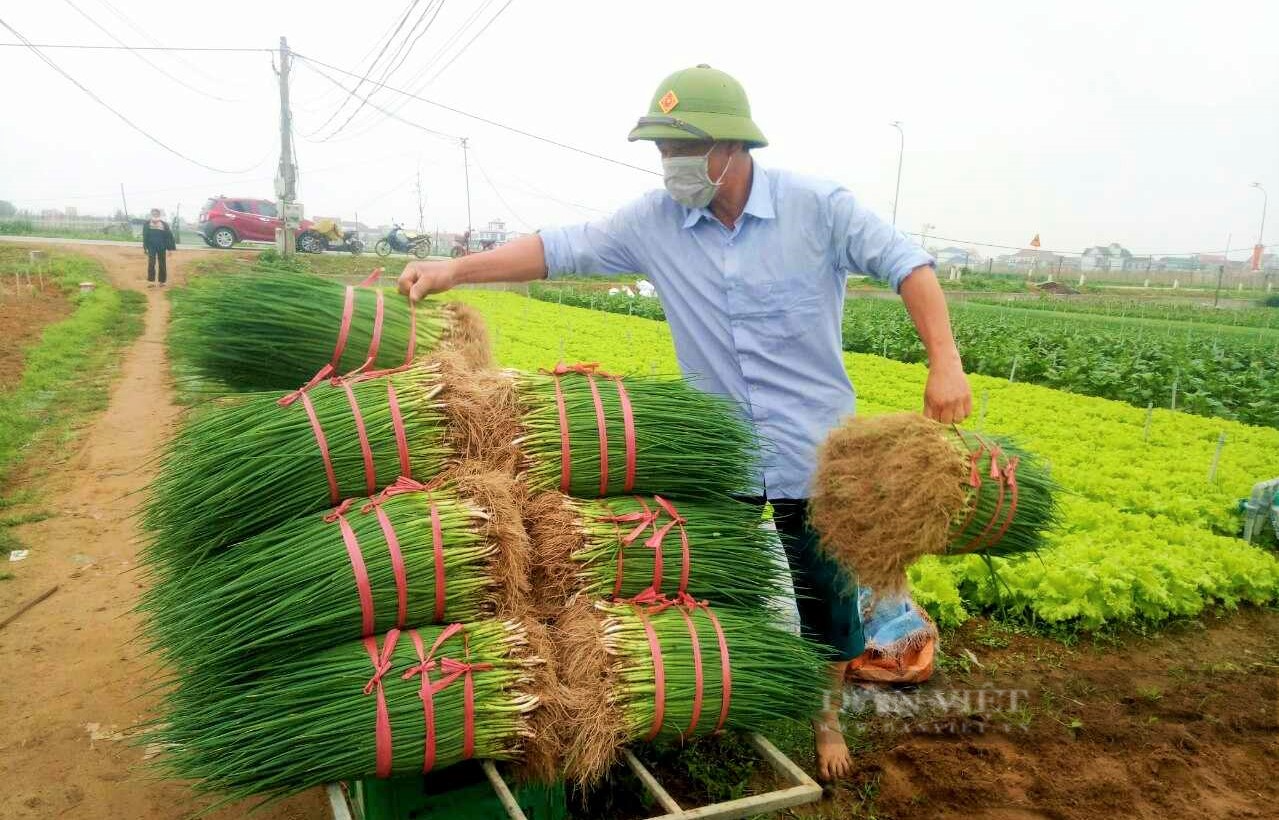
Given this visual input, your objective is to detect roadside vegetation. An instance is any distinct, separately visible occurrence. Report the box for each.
[0,248,145,490]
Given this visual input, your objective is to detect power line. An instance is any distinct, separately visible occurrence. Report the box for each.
[470,149,532,230]
[319,0,449,142]
[304,0,426,139]
[336,0,514,143]
[93,0,229,86]
[59,0,239,103]
[419,0,513,86]
[295,58,461,144]
[0,41,271,52]
[293,52,659,177]
[0,16,260,174]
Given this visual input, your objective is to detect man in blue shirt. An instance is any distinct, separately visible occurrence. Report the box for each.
[400,65,971,780]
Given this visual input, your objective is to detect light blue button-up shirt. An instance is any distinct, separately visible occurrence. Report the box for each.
[540,164,934,499]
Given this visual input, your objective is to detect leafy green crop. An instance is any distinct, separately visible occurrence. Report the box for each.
[526,283,1278,428]
[450,290,1279,631]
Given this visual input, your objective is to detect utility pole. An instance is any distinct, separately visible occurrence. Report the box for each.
[119,183,129,225]
[1251,182,1268,285]
[460,137,473,250]
[920,222,935,251]
[889,121,904,227]
[275,36,298,257]
[1215,233,1230,307]
[415,167,426,234]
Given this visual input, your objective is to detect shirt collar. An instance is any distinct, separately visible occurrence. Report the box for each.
[680,162,776,229]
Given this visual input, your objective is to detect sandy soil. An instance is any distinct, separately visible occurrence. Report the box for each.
[0,245,327,819]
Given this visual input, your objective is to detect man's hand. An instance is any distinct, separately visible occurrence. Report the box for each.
[923,359,972,424]
[398,260,460,303]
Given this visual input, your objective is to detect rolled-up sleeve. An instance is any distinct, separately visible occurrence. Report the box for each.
[829,188,934,292]
[540,204,642,280]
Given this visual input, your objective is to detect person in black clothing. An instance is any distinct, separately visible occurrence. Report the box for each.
[142,208,176,286]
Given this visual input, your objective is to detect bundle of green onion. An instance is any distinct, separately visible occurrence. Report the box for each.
[601,601,826,743]
[149,620,537,805]
[570,495,789,608]
[169,271,448,392]
[516,367,758,498]
[812,412,1058,593]
[143,366,450,572]
[140,484,496,683]
[946,429,1058,559]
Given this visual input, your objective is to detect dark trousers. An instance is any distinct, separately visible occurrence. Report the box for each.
[742,497,866,662]
[147,250,167,283]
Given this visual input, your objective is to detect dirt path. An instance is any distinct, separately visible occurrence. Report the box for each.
[0,246,326,819]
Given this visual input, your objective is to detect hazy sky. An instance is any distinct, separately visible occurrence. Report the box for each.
[2,1,1276,258]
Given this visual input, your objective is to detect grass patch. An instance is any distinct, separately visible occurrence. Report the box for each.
[0,249,146,490]
[0,219,136,242]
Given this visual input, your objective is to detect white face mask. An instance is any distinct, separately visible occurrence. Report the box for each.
[662,147,732,209]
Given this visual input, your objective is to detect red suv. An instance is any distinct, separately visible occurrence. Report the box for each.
[198,196,314,249]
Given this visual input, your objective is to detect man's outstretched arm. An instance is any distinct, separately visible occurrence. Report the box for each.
[899,265,971,424]
[398,234,548,302]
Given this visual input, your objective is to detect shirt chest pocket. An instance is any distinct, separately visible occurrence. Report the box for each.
[734,267,826,341]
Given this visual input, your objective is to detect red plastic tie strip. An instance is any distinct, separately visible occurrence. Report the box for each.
[677,606,705,736]
[626,592,731,734]
[386,380,412,478]
[403,623,463,773]
[604,497,657,600]
[339,378,378,497]
[333,286,356,368]
[361,477,446,619]
[614,377,637,492]
[651,496,691,595]
[966,434,1007,552]
[336,513,376,634]
[362,628,401,778]
[987,455,1021,547]
[704,605,732,732]
[540,362,617,495]
[373,505,409,629]
[949,428,986,550]
[586,373,609,495]
[352,289,386,376]
[300,390,340,503]
[404,629,493,760]
[637,608,666,741]
[552,372,571,493]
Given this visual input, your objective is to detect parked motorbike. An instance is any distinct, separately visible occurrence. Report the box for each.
[374,224,432,259]
[298,218,365,255]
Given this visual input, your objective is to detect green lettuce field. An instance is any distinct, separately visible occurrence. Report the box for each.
[450,289,1279,630]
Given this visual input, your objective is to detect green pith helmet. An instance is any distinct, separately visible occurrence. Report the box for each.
[628,64,767,148]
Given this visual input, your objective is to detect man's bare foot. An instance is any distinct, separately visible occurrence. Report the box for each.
[814,712,854,781]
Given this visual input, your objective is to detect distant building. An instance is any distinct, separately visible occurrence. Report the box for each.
[1080,243,1135,272]
[473,218,516,248]
[1154,255,1199,272]
[934,246,982,267]
[1000,248,1064,270]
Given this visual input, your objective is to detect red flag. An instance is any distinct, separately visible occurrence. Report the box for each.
[1029,234,1041,248]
